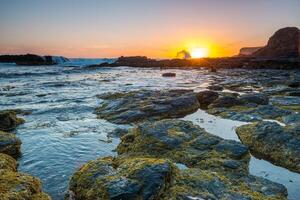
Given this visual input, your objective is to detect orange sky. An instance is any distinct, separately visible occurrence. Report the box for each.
[1,0,299,58]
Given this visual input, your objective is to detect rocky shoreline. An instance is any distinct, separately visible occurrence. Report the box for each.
[0,111,51,199]
[66,75,300,200]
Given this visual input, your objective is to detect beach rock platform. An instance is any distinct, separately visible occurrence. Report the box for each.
[95,90,200,124]
[236,121,300,173]
[68,119,287,200]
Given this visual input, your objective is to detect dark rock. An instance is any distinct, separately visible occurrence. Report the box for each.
[253,27,300,58]
[209,96,243,108]
[95,90,199,124]
[239,93,269,105]
[0,110,25,131]
[236,121,300,173]
[0,131,21,158]
[117,119,249,173]
[282,113,300,124]
[196,90,219,108]
[238,47,262,56]
[287,81,300,88]
[68,157,173,200]
[207,85,223,91]
[162,72,176,77]
[0,54,68,65]
[107,128,129,138]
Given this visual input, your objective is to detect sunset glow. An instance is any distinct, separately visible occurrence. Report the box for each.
[189,48,209,58]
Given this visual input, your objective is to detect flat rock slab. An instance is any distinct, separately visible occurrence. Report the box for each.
[68,156,287,200]
[236,121,300,173]
[117,119,250,173]
[95,90,200,124]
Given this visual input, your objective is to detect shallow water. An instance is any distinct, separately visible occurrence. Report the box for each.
[0,62,299,199]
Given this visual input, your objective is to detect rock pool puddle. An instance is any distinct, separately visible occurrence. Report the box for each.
[0,63,299,199]
[183,109,300,200]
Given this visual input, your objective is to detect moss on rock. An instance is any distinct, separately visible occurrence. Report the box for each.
[0,153,17,172]
[0,131,21,158]
[236,121,300,173]
[0,171,44,200]
[0,111,25,131]
[95,90,200,124]
[117,119,250,174]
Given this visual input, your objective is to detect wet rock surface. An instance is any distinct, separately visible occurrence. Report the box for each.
[68,119,287,200]
[236,121,300,173]
[95,90,200,124]
[0,130,21,158]
[0,111,25,131]
[117,119,249,173]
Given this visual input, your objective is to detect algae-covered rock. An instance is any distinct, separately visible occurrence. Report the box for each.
[239,93,269,105]
[0,131,21,158]
[68,156,173,200]
[95,90,200,124]
[0,153,17,172]
[207,104,293,122]
[0,171,49,200]
[167,168,287,200]
[117,119,249,173]
[236,121,300,173]
[0,111,25,131]
[69,157,287,200]
[196,90,219,108]
[209,96,244,108]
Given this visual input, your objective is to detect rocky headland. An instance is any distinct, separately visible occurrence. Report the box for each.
[0,54,68,66]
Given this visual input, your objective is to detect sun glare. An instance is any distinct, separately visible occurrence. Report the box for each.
[190,47,208,58]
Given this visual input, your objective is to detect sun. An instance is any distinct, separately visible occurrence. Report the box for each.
[189,47,208,58]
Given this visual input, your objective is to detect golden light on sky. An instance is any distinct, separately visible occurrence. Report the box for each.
[0,1,299,58]
[189,47,209,58]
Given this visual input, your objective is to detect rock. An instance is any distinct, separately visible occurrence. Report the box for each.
[239,93,269,105]
[282,113,300,125]
[287,81,300,88]
[162,72,176,77]
[0,110,25,131]
[167,168,287,200]
[196,90,219,108]
[253,27,300,58]
[69,156,287,200]
[107,128,129,138]
[208,104,293,122]
[238,47,262,56]
[117,119,249,173]
[209,96,243,108]
[95,90,199,124]
[207,85,223,91]
[0,131,21,158]
[0,54,69,66]
[236,121,300,173]
[0,153,17,172]
[68,156,173,200]
[0,171,50,199]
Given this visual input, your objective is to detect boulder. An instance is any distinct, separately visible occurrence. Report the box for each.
[117,119,249,173]
[0,131,21,158]
[209,96,244,108]
[236,121,300,173]
[68,157,173,200]
[0,111,25,131]
[68,156,287,200]
[0,171,51,200]
[162,72,176,77]
[239,93,269,105]
[253,27,300,58]
[0,153,17,172]
[207,85,223,91]
[95,90,199,124]
[196,90,219,108]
